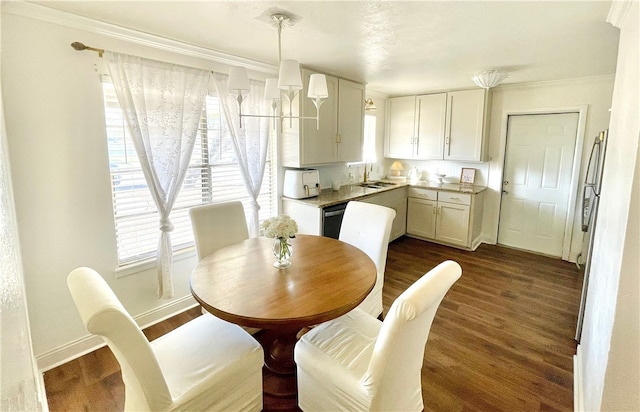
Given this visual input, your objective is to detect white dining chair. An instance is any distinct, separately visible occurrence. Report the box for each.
[189,201,250,261]
[189,201,261,334]
[67,267,264,412]
[339,200,396,319]
[294,260,462,412]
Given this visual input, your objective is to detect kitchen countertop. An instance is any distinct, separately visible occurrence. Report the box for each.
[283,181,487,208]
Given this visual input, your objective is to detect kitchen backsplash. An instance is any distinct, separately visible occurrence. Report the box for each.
[308,159,489,189]
[383,159,490,186]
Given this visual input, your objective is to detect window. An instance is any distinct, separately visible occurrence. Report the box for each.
[103,80,276,266]
[363,114,377,162]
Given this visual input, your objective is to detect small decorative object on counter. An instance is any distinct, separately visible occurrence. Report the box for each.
[390,161,404,177]
[461,168,476,185]
[408,167,420,184]
[263,215,298,269]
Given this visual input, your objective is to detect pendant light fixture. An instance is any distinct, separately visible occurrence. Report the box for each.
[228,13,328,129]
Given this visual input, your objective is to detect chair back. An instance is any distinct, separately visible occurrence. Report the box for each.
[67,267,172,411]
[339,201,396,316]
[189,201,249,260]
[363,260,462,411]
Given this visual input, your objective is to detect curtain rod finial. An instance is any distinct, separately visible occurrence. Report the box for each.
[71,42,87,51]
[71,42,104,58]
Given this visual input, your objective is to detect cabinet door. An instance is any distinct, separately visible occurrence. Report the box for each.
[337,79,365,163]
[389,198,407,241]
[301,70,339,165]
[385,96,416,158]
[407,198,436,239]
[444,89,486,161]
[415,93,446,159]
[436,201,470,246]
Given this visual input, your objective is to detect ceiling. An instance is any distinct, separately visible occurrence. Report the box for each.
[35,1,620,96]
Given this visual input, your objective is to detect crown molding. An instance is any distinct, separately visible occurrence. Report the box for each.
[3,1,278,74]
[492,74,616,91]
[607,0,634,29]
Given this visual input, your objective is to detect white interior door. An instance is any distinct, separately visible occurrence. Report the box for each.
[498,113,579,256]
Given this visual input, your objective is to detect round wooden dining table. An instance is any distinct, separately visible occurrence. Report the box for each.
[190,234,376,409]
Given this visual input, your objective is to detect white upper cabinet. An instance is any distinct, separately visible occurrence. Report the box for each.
[336,78,365,163]
[444,89,489,162]
[385,96,417,159]
[282,69,364,167]
[416,93,447,159]
[385,88,490,162]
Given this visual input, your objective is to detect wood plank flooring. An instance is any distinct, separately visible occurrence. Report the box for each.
[44,237,582,411]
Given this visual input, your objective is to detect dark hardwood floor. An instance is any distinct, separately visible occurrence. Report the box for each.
[44,237,582,411]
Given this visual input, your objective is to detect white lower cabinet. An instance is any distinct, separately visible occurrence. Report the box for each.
[407,187,483,250]
[360,187,408,242]
[406,198,436,239]
[435,201,470,246]
[282,187,408,241]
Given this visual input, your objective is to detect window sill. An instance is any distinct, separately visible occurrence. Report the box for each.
[114,247,196,278]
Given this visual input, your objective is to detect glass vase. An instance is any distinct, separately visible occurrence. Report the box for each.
[272,237,293,269]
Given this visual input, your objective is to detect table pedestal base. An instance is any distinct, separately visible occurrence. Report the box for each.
[256,329,301,411]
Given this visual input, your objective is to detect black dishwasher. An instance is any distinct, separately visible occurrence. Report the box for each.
[322,202,348,239]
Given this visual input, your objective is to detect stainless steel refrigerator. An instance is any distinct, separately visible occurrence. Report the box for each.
[575,130,608,342]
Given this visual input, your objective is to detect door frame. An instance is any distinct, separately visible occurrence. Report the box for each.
[495,106,588,261]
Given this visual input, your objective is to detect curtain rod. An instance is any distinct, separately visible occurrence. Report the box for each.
[71,42,104,58]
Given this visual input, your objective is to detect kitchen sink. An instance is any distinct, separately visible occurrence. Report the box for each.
[357,181,398,189]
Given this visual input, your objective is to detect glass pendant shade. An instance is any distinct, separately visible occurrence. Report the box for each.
[278,60,303,91]
[307,74,329,99]
[264,78,281,100]
[228,66,250,92]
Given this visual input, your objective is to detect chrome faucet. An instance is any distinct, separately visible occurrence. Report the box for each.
[363,159,373,182]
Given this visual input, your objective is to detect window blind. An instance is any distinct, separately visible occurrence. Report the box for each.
[102,80,276,266]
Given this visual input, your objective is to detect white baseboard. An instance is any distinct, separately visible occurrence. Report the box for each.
[574,345,584,412]
[568,251,580,264]
[479,234,496,247]
[37,295,199,372]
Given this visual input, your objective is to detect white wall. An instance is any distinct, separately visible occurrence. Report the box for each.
[580,1,640,410]
[0,0,46,405]
[1,5,274,370]
[485,77,615,260]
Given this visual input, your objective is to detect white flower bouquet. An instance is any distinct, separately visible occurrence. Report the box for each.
[263,215,298,268]
[262,214,298,239]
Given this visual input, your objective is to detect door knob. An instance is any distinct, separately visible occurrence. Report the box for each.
[503,180,509,185]
[502,190,509,195]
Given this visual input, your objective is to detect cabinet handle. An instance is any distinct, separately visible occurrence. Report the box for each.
[433,207,436,215]
[438,206,441,215]
[451,197,461,201]
[336,134,342,143]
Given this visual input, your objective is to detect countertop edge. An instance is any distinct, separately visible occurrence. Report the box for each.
[282,182,487,209]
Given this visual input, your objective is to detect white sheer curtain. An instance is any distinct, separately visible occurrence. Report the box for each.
[212,72,271,237]
[106,52,210,299]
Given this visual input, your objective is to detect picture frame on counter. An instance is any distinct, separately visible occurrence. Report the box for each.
[461,168,476,185]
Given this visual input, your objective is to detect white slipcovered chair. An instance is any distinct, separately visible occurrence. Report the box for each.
[189,201,260,334]
[189,200,250,261]
[67,267,264,412]
[294,260,462,412]
[339,201,396,319]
